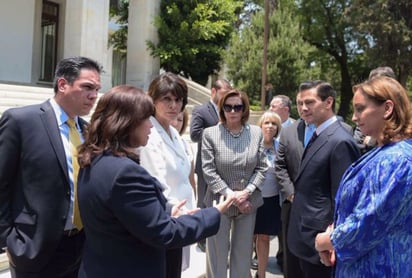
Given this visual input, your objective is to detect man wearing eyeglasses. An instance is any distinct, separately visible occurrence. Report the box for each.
[190,79,232,252]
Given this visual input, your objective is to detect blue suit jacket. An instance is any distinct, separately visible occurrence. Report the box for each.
[0,101,86,271]
[287,121,360,264]
[78,153,220,278]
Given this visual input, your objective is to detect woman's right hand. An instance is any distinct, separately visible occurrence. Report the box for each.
[237,200,253,214]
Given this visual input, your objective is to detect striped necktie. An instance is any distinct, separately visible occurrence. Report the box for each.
[67,119,83,230]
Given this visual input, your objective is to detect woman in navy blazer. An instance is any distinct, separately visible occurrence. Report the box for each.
[77,85,232,278]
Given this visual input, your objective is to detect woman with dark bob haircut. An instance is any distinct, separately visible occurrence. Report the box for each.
[139,72,194,276]
[315,77,412,277]
[77,85,233,278]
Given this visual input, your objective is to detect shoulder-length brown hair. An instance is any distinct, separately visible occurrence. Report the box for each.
[218,89,250,125]
[353,76,412,144]
[78,85,154,167]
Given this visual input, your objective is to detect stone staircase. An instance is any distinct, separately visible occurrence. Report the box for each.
[0,84,55,116]
[0,80,210,117]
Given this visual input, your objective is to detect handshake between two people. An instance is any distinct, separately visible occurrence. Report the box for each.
[315,224,336,267]
[171,189,253,217]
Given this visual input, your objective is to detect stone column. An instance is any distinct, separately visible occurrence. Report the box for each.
[126,0,160,90]
[63,0,112,92]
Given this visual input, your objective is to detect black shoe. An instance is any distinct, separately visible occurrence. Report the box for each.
[197,241,206,252]
[251,258,258,270]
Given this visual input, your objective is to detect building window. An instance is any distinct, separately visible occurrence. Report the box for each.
[40,1,59,82]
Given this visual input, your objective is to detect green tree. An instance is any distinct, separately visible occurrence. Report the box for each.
[296,0,361,119]
[348,0,412,86]
[108,0,129,56]
[225,0,319,108]
[147,0,243,85]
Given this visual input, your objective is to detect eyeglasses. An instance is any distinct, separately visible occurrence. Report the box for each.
[223,104,243,113]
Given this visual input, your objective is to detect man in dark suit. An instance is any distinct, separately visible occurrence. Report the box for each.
[0,56,102,277]
[286,81,360,278]
[189,79,231,251]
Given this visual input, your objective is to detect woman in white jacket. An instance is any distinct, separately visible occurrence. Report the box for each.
[139,72,195,278]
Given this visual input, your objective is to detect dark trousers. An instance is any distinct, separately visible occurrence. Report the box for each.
[281,201,303,278]
[196,176,207,209]
[10,231,85,278]
[299,258,331,278]
[196,177,207,247]
[166,248,182,278]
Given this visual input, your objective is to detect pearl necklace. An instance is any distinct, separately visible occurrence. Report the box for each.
[225,125,244,138]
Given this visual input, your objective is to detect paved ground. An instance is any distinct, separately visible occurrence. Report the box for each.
[0,237,283,278]
[182,236,283,278]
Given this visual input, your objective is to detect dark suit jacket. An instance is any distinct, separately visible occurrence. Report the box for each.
[190,101,219,205]
[276,119,306,203]
[78,153,220,278]
[287,120,360,264]
[0,100,86,271]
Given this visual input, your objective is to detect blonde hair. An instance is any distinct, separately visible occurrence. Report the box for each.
[257,110,282,138]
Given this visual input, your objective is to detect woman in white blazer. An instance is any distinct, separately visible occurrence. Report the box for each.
[139,72,194,278]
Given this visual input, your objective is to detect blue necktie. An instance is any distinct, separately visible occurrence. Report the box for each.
[304,124,316,147]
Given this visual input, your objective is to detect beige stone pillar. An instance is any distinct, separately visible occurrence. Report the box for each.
[126,0,160,90]
[63,0,112,92]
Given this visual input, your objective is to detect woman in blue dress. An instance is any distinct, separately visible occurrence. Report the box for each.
[315,76,412,277]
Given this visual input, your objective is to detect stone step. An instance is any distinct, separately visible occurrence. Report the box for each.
[0,253,8,273]
[0,84,53,116]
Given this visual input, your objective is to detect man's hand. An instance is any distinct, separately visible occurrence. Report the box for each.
[319,250,335,267]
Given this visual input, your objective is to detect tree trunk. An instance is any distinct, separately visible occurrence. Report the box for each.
[337,60,353,121]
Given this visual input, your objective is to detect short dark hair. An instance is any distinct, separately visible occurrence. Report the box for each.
[148,72,188,112]
[218,89,250,125]
[78,85,154,167]
[271,95,292,111]
[368,66,396,80]
[299,80,336,112]
[53,56,102,93]
[212,79,232,91]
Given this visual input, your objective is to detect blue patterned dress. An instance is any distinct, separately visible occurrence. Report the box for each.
[331,139,412,277]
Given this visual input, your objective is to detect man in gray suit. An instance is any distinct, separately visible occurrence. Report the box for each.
[190,79,231,251]
[286,81,360,278]
[275,91,311,278]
